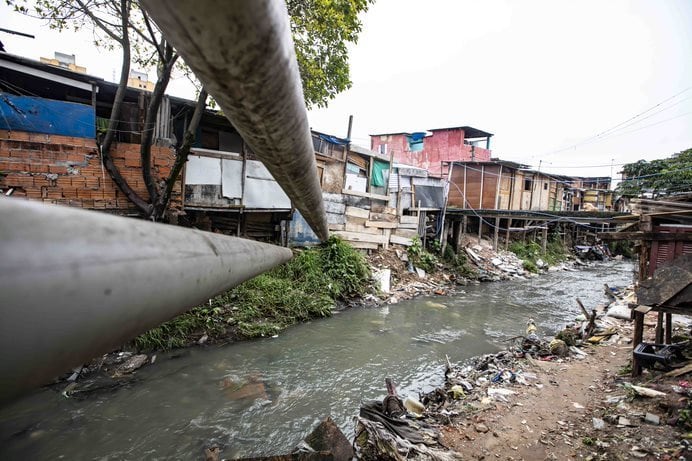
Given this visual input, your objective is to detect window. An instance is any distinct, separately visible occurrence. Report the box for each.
[524,179,531,191]
[543,182,548,190]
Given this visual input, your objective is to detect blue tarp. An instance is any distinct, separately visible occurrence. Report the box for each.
[319,134,349,145]
[406,132,426,152]
[0,94,95,138]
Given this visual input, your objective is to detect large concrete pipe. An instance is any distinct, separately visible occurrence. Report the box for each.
[0,199,293,402]
[141,0,329,241]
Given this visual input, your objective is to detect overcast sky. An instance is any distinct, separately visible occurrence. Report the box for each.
[2,0,691,179]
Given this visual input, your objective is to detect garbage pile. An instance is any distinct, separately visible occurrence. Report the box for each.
[574,243,612,261]
[354,378,462,460]
[464,244,527,281]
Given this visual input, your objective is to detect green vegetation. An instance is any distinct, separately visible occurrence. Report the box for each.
[134,236,371,351]
[616,148,692,197]
[442,244,476,278]
[618,361,633,376]
[609,240,635,259]
[508,237,569,273]
[407,236,438,272]
[288,0,375,108]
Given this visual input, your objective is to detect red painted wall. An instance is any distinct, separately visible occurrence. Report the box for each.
[370,128,491,177]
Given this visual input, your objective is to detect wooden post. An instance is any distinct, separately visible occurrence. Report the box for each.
[505,218,512,250]
[494,165,503,210]
[493,217,500,250]
[665,313,672,344]
[478,216,483,245]
[655,312,664,344]
[541,225,548,254]
[463,165,467,208]
[632,311,645,377]
[440,220,449,255]
[367,157,374,193]
[385,146,395,197]
[453,220,462,250]
[461,215,467,243]
[521,220,526,243]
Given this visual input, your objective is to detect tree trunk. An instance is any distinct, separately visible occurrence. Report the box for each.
[140,44,178,211]
[153,89,208,221]
[99,0,151,215]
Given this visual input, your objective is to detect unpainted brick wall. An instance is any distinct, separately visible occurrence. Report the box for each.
[0,130,182,214]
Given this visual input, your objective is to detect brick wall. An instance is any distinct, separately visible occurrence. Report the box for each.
[0,130,182,214]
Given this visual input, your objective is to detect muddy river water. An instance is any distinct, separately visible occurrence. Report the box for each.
[0,260,634,460]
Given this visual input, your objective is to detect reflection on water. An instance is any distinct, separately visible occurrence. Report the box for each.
[0,260,634,460]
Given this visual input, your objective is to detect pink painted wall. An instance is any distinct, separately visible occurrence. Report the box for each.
[370,128,491,177]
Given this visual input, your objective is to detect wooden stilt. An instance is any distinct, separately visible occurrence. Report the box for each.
[461,215,467,244]
[665,313,672,344]
[477,216,482,245]
[541,225,548,254]
[493,217,500,250]
[655,312,664,344]
[521,220,526,243]
[453,220,462,250]
[632,311,645,377]
[505,218,512,250]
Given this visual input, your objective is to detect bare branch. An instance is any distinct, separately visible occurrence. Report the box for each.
[74,0,124,43]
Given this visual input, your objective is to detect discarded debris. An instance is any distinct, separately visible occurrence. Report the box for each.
[112,354,148,377]
[628,384,667,398]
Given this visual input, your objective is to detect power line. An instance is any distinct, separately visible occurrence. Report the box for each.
[502,87,692,170]
[537,86,692,159]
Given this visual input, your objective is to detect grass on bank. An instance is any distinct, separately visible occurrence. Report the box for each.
[134,236,371,351]
[508,238,568,273]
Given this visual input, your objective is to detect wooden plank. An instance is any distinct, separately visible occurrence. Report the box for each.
[371,204,397,215]
[345,206,370,219]
[390,235,413,246]
[397,222,418,229]
[365,220,398,229]
[347,241,379,250]
[341,189,390,201]
[346,216,367,225]
[324,201,346,214]
[333,230,387,244]
[394,229,418,238]
[599,232,692,241]
[328,223,345,231]
[399,215,419,224]
[345,222,382,234]
[369,212,397,222]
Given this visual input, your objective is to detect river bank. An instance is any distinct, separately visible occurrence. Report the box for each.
[43,235,606,402]
[0,258,637,459]
[370,304,692,461]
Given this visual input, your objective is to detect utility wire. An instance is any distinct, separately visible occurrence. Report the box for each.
[537,86,692,159]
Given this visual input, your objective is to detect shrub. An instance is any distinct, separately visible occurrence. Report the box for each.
[134,236,371,349]
[408,235,438,272]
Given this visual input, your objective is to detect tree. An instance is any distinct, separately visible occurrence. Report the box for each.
[10,0,373,219]
[288,0,374,109]
[617,148,692,198]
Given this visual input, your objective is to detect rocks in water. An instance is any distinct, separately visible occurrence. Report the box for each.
[112,354,148,377]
